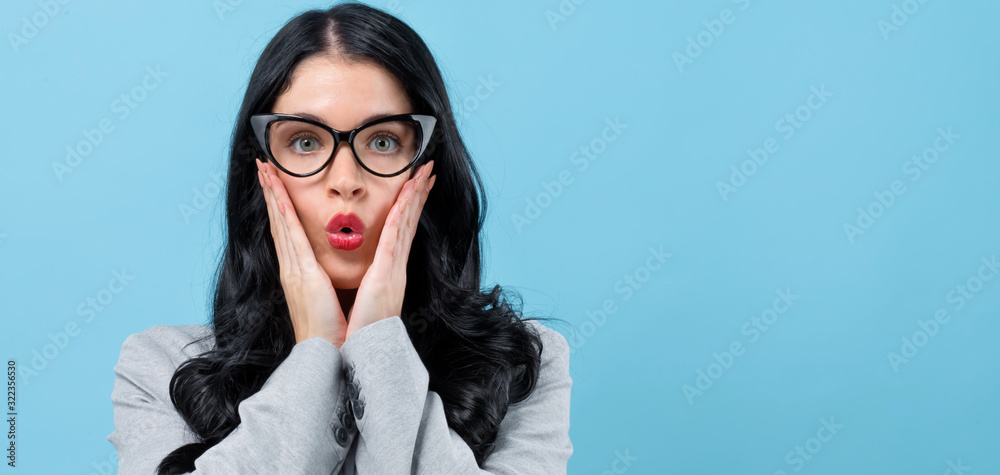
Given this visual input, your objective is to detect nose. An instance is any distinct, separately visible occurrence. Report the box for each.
[324,140,365,199]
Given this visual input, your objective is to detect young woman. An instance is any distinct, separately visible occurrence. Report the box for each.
[107,2,572,474]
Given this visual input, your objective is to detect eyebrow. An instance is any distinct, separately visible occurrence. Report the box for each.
[287,111,401,130]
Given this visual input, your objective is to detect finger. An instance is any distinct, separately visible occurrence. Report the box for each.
[259,162,295,277]
[371,178,411,270]
[397,162,434,268]
[262,163,301,277]
[257,161,288,267]
[401,161,432,237]
[388,162,424,234]
[369,160,431,275]
[382,162,429,275]
[263,162,320,271]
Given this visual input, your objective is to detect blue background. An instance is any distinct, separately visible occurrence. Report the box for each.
[2,0,998,473]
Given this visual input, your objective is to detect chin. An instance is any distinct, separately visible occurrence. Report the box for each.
[320,258,364,289]
[327,271,362,289]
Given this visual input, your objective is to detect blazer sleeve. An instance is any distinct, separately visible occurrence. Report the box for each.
[338,316,573,474]
[107,325,358,474]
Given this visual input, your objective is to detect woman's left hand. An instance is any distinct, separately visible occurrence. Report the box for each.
[345,159,436,341]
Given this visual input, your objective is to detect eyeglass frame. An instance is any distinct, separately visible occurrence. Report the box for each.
[249,112,438,178]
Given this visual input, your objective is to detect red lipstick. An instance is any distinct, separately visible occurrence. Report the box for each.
[325,212,366,251]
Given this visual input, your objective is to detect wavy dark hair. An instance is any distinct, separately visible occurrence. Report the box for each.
[156,2,556,473]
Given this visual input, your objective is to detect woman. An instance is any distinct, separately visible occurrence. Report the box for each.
[107,2,573,474]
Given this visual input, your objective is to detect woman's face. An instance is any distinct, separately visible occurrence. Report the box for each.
[265,54,415,289]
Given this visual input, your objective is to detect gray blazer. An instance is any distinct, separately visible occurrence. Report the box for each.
[106,316,573,474]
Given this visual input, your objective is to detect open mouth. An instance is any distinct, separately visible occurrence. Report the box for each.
[325,212,366,251]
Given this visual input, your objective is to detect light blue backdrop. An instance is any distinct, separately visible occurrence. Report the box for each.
[2,0,997,473]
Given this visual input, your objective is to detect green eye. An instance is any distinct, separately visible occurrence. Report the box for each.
[292,137,319,152]
[371,135,398,152]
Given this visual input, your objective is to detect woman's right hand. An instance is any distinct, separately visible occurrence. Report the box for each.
[256,158,347,348]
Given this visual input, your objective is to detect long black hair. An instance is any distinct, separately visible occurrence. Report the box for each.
[156,2,552,473]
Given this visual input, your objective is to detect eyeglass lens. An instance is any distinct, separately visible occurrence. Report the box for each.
[266,119,421,175]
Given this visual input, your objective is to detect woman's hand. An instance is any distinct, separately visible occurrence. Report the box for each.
[345,160,436,341]
[257,158,348,348]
